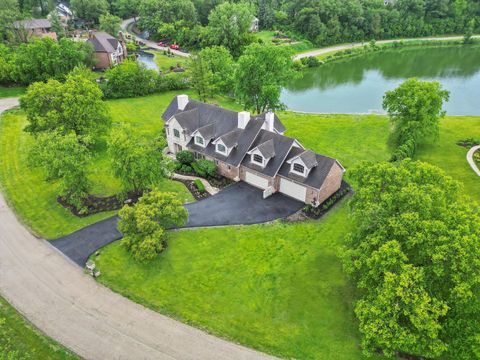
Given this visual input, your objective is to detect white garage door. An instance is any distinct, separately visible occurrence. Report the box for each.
[245,171,269,189]
[279,178,307,202]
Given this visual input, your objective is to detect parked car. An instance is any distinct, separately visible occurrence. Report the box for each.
[170,44,179,50]
[158,41,167,47]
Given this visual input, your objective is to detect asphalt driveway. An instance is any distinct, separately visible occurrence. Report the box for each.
[51,182,303,266]
[184,182,304,227]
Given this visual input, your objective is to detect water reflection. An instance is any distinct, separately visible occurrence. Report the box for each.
[282,46,480,115]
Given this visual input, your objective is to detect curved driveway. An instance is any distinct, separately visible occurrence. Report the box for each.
[467,145,480,176]
[0,99,274,360]
[294,35,480,60]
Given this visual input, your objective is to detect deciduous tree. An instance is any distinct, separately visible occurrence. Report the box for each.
[21,68,111,141]
[71,0,108,23]
[99,12,121,35]
[109,125,171,195]
[235,43,295,114]
[343,160,480,359]
[118,190,188,261]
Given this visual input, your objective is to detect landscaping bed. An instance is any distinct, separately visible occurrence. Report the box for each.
[173,178,209,201]
[302,180,352,219]
[58,191,143,217]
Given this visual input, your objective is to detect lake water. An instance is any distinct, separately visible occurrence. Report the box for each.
[281,46,480,115]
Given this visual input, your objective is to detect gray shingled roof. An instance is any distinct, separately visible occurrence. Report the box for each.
[196,123,216,140]
[13,19,51,29]
[161,97,286,134]
[278,148,337,189]
[87,32,119,53]
[242,130,297,178]
[293,150,318,169]
[253,139,275,159]
[216,129,243,148]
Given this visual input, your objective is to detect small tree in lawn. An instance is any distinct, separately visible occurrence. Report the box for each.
[383,78,450,148]
[28,131,91,213]
[109,125,171,196]
[118,190,188,262]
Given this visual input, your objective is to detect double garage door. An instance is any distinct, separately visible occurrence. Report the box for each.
[279,178,307,202]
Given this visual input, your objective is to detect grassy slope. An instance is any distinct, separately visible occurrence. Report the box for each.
[95,110,480,359]
[0,86,25,98]
[0,296,78,359]
[154,52,189,71]
[0,91,198,239]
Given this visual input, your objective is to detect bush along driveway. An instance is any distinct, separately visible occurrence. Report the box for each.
[51,182,304,266]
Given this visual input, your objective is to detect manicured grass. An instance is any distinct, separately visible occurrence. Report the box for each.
[0,296,78,359]
[94,109,479,359]
[0,91,198,239]
[153,51,189,71]
[254,31,314,53]
[95,202,382,360]
[0,86,25,98]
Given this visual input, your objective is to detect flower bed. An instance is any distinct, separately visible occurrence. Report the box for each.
[303,181,351,220]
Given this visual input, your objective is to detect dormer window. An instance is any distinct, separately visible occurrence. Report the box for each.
[217,143,227,154]
[253,154,263,164]
[293,163,305,173]
[195,135,204,146]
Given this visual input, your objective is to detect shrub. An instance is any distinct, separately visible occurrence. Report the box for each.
[179,164,193,173]
[194,179,205,193]
[176,150,194,165]
[305,56,320,67]
[102,60,157,98]
[155,72,189,92]
[192,159,217,178]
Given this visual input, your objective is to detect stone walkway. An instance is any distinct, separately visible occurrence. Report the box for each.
[172,173,220,195]
[467,145,480,177]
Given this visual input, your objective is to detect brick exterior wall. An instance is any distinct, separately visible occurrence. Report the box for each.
[94,52,112,70]
[217,161,240,179]
[316,162,343,204]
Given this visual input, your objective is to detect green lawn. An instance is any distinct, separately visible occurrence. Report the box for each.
[0,91,198,239]
[153,51,189,71]
[0,296,78,359]
[0,86,25,98]
[254,31,314,53]
[94,107,479,359]
[95,202,383,360]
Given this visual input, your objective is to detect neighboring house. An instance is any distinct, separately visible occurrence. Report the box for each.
[162,95,345,206]
[87,31,127,70]
[55,3,73,23]
[13,19,57,41]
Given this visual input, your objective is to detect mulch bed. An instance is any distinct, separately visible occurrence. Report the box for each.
[173,178,209,201]
[174,170,233,190]
[302,181,352,220]
[58,191,142,217]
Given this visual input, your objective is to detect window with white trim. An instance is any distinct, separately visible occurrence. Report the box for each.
[216,143,226,154]
[173,129,180,138]
[293,163,305,174]
[253,154,263,164]
[195,136,204,145]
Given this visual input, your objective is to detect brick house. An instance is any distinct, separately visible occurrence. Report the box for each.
[162,95,345,206]
[13,19,58,41]
[87,31,127,70]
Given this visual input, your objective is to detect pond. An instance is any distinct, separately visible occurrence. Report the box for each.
[281,46,480,115]
[137,51,159,71]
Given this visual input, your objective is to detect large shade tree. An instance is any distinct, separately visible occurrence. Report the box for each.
[20,68,111,141]
[343,159,480,359]
[235,43,295,114]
